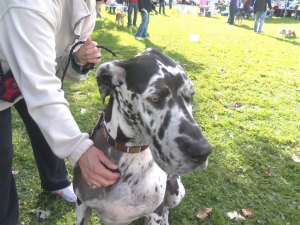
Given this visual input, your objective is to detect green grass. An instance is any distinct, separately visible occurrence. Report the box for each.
[13,6,300,225]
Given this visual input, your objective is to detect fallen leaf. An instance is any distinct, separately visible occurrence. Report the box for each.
[292,154,300,163]
[266,168,274,177]
[205,207,213,214]
[196,210,208,220]
[31,208,51,219]
[227,211,246,221]
[80,108,86,114]
[196,207,213,220]
[242,208,255,218]
[233,102,247,111]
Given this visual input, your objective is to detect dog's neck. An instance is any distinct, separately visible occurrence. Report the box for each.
[103,95,148,147]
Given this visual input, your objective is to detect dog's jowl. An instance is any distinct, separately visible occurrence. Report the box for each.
[73,48,212,225]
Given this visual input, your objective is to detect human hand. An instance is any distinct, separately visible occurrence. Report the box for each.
[75,37,101,65]
[78,145,120,189]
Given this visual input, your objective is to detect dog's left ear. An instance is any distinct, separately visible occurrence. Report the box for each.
[96,61,126,102]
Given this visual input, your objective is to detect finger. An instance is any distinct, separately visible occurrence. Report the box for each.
[84,36,93,46]
[85,51,101,60]
[77,50,101,64]
[81,46,99,55]
[80,161,119,187]
[97,151,119,171]
[90,173,119,187]
[95,162,120,179]
[84,54,101,64]
[87,165,120,187]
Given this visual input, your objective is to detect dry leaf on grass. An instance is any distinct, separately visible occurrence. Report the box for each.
[227,211,246,221]
[292,154,300,163]
[242,208,255,218]
[266,168,274,177]
[31,208,51,219]
[80,108,87,114]
[196,208,213,220]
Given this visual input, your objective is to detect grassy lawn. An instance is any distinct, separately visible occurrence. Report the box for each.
[13,5,300,225]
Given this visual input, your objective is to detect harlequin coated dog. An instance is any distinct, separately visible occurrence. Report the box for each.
[73,48,212,225]
[279,28,296,38]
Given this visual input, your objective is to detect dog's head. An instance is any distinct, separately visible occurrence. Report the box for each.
[279,28,287,35]
[96,48,211,175]
[116,7,125,15]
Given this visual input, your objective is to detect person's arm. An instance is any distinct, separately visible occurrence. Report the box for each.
[1,8,119,188]
[55,4,98,82]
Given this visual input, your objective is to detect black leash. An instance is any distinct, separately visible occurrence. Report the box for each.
[61,41,116,89]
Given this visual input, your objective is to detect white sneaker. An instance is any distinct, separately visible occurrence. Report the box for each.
[135,36,142,40]
[52,184,77,203]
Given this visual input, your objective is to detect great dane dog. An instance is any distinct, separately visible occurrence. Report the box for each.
[73,48,212,225]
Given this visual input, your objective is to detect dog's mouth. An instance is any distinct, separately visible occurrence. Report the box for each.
[153,155,209,176]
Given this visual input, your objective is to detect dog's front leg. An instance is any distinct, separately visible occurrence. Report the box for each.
[144,212,164,225]
[75,198,92,225]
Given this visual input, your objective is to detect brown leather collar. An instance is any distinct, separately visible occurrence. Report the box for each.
[90,113,148,153]
[102,125,148,153]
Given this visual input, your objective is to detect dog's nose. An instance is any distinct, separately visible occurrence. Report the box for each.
[190,138,212,160]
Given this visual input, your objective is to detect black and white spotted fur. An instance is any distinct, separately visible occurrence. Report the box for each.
[73,48,212,225]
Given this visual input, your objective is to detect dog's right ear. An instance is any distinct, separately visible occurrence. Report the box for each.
[96,61,126,102]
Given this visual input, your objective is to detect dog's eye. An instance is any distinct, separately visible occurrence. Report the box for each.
[151,96,160,103]
[147,95,160,103]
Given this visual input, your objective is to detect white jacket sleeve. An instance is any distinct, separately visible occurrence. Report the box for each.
[0,8,93,166]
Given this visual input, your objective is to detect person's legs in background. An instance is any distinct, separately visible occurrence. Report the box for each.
[14,99,76,203]
[253,12,259,32]
[132,2,138,26]
[141,11,150,38]
[127,2,133,26]
[257,11,266,33]
[135,11,148,39]
[96,1,102,19]
[254,11,266,33]
[169,0,173,9]
[159,1,165,14]
[159,1,162,14]
[162,1,166,15]
[0,108,19,225]
[228,6,235,24]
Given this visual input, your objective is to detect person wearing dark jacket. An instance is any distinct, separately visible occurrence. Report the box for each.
[135,0,152,40]
[253,0,272,33]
